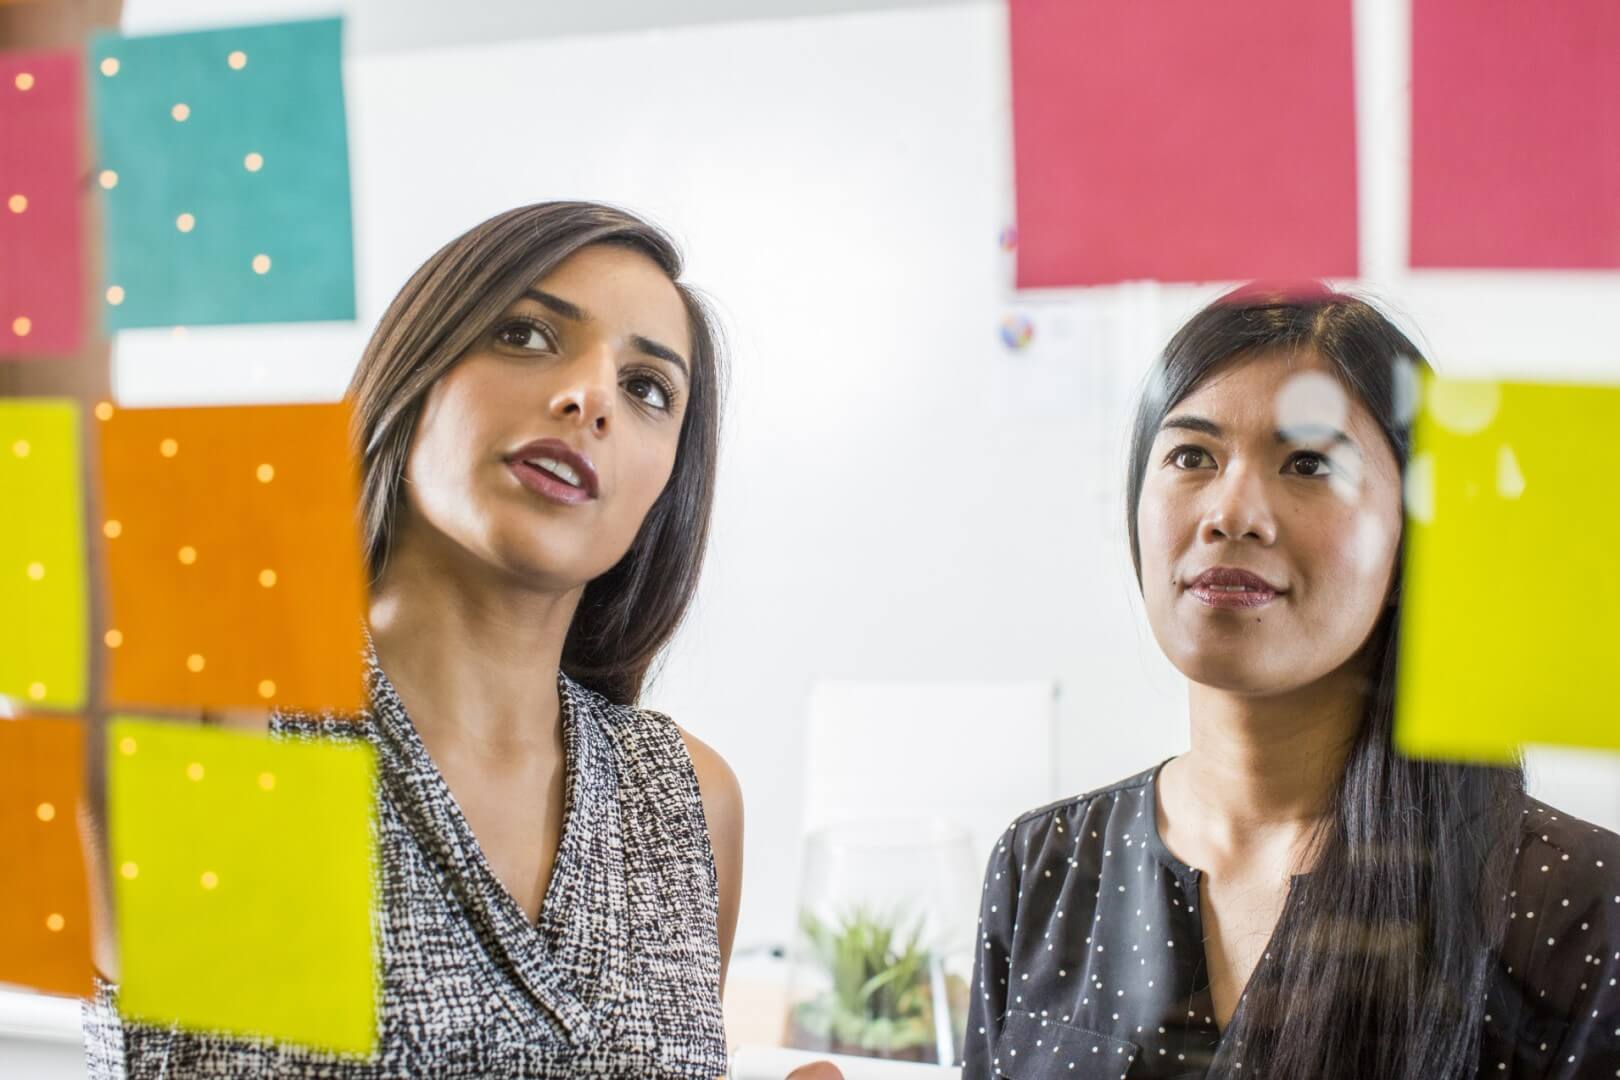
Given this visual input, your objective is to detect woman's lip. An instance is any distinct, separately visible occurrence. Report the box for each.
[1189,567,1283,592]
[507,460,595,505]
[504,438,600,497]
[1188,584,1279,609]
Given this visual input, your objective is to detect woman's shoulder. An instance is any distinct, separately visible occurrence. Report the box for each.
[1508,796,1620,910]
[560,673,687,757]
[1519,796,1620,864]
[1492,797,1620,1067]
[562,674,740,811]
[991,760,1166,859]
[1011,761,1162,828]
[563,679,742,923]
[1498,796,1620,979]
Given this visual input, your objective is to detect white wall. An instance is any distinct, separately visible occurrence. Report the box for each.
[117,0,971,53]
[0,988,86,1078]
[100,0,1620,965]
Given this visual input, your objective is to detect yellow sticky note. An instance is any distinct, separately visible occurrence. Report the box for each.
[0,400,86,709]
[1396,378,1620,762]
[108,718,379,1054]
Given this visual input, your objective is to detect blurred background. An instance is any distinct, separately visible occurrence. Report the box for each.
[4,0,1618,1075]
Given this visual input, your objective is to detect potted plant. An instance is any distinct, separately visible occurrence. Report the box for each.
[786,906,967,1064]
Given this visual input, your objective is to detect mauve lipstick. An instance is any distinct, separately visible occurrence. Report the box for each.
[1187,566,1284,609]
[504,438,599,506]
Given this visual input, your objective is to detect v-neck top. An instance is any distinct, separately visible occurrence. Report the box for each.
[963,760,1620,1079]
[82,652,728,1078]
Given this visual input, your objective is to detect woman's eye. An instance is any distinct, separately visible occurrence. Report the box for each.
[495,321,552,351]
[1169,446,1211,470]
[626,375,671,411]
[1287,451,1332,477]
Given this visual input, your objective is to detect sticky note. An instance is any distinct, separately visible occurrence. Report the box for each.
[108,717,379,1053]
[1411,0,1620,269]
[1009,0,1359,287]
[0,716,94,998]
[96,402,368,712]
[1396,379,1620,762]
[0,400,87,710]
[88,18,355,330]
[0,48,84,357]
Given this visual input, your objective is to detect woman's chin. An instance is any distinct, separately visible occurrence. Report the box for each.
[1169,648,1300,697]
[485,538,625,594]
[494,556,593,594]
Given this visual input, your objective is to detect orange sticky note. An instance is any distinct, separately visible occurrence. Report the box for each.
[0,716,93,998]
[96,403,367,711]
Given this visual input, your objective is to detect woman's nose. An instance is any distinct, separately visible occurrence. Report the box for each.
[1199,467,1278,545]
[547,347,617,434]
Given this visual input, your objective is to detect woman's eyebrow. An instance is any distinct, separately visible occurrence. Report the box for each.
[1160,414,1222,437]
[1162,413,1365,459]
[1276,425,1364,459]
[518,288,690,379]
[522,288,586,321]
[631,335,690,381]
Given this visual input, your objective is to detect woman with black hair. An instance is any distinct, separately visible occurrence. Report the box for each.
[964,285,1620,1079]
[83,202,742,1078]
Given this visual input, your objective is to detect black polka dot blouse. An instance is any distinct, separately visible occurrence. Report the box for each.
[964,760,1620,1079]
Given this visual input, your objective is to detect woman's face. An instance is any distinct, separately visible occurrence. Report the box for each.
[399,243,692,591]
[1135,350,1404,696]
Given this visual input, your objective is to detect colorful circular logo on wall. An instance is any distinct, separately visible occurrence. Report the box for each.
[999,314,1034,351]
[999,225,1019,253]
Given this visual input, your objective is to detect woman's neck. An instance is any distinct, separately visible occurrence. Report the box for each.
[366,526,582,754]
[1166,665,1366,861]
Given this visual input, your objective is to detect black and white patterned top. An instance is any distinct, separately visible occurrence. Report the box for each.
[965,760,1620,1079]
[83,651,729,1078]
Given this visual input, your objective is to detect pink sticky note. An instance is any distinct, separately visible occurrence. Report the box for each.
[1009,0,1359,288]
[1411,0,1620,270]
[0,48,84,358]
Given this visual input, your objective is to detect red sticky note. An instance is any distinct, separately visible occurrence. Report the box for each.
[0,48,83,357]
[1411,0,1620,270]
[1009,0,1359,288]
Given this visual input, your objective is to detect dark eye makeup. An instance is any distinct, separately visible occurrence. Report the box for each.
[1162,444,1336,478]
[491,317,681,414]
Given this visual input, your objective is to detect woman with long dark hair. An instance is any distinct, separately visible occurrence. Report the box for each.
[83,202,741,1078]
[964,285,1620,1079]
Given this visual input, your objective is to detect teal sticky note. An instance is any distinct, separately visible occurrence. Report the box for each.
[89,18,355,330]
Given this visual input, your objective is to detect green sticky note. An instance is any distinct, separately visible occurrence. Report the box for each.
[1396,379,1620,763]
[0,401,86,710]
[109,718,379,1055]
[89,18,355,330]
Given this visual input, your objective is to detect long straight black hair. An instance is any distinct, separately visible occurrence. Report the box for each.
[349,202,726,705]
[1125,283,1526,1079]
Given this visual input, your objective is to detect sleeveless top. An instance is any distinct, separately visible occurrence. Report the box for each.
[82,651,730,1078]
